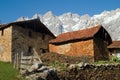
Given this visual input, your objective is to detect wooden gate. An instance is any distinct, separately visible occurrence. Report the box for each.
[13,48,42,72]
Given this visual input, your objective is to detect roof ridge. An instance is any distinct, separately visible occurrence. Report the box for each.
[57,25,102,37]
[49,25,102,43]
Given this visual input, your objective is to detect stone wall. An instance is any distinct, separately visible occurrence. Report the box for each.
[57,63,120,80]
[12,25,53,56]
[49,39,94,57]
[0,26,12,62]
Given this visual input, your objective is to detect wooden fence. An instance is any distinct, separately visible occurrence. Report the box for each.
[13,48,42,72]
[13,52,21,70]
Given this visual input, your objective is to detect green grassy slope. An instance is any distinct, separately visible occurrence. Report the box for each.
[0,61,19,80]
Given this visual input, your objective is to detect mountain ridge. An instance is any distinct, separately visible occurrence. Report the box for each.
[17,8,120,40]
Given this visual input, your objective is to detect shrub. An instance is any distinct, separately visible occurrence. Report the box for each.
[110,55,120,63]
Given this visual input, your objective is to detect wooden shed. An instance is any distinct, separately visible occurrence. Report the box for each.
[0,19,55,62]
[49,25,112,61]
[108,41,120,58]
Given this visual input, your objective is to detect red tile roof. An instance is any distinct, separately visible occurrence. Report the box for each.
[108,41,120,48]
[49,25,103,44]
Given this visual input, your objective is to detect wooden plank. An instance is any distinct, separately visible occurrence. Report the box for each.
[33,48,42,63]
[13,53,16,68]
[16,53,19,69]
[33,56,39,59]
[21,56,33,60]
[18,52,21,70]
[21,60,32,65]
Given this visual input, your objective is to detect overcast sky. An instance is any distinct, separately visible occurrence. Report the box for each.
[0,0,120,23]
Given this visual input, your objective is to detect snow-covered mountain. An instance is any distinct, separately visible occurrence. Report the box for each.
[17,8,120,40]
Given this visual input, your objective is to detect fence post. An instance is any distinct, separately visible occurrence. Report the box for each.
[16,53,19,69]
[20,52,24,68]
[13,53,16,68]
[33,48,42,63]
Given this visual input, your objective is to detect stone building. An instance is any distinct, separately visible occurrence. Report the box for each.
[108,41,120,58]
[49,25,112,61]
[0,19,55,62]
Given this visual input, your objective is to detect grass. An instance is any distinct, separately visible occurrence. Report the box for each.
[48,61,68,71]
[94,56,120,64]
[0,61,22,80]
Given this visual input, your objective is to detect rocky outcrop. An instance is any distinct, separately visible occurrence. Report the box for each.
[22,63,58,80]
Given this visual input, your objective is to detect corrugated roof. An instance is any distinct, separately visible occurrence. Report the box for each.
[49,25,102,44]
[108,41,120,48]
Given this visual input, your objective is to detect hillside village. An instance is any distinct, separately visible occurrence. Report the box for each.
[0,18,119,62]
[0,17,120,80]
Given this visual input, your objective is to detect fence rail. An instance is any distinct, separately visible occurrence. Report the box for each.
[13,48,42,72]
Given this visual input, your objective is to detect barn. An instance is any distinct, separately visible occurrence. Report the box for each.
[108,41,120,58]
[0,18,55,62]
[49,25,112,61]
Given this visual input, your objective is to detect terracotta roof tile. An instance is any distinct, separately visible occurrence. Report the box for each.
[49,25,102,43]
[108,41,120,48]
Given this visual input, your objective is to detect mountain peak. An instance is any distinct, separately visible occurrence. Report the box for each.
[43,11,55,18]
[32,14,42,20]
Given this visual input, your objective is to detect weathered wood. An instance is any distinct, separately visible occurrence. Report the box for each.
[21,56,33,60]
[20,52,33,71]
[21,60,32,65]
[13,52,21,69]
[33,48,42,63]
[16,53,19,69]
[13,53,17,68]
[19,48,43,74]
